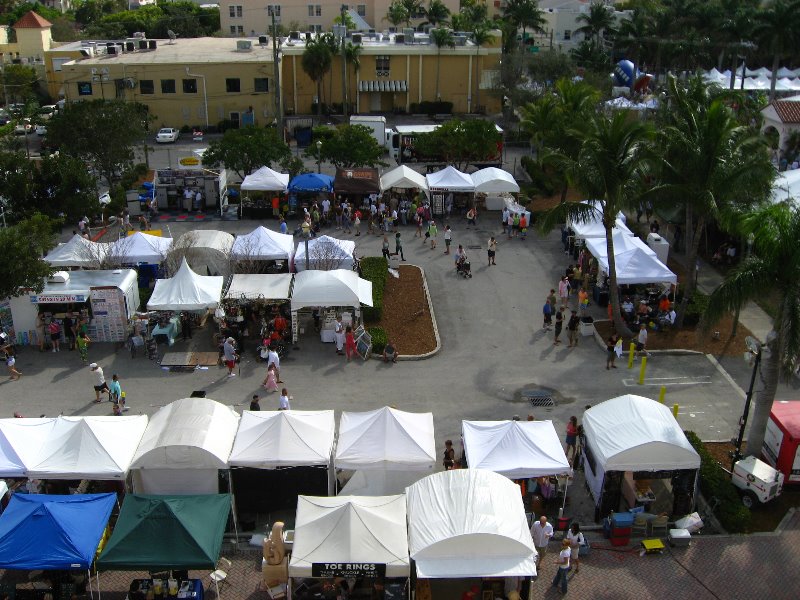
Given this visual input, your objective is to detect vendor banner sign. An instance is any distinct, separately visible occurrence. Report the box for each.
[311,563,386,578]
[30,294,87,304]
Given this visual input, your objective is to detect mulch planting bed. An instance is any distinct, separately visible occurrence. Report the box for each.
[373,264,437,355]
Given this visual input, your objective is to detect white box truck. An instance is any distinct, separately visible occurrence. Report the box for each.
[349,116,387,149]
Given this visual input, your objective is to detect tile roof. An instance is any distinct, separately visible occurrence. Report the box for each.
[13,11,52,29]
[773,100,800,124]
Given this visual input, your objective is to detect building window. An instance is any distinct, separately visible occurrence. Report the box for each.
[563,30,571,40]
[161,79,176,94]
[226,78,241,93]
[357,4,365,16]
[254,77,269,93]
[267,4,280,16]
[237,25,244,33]
[140,79,154,94]
[308,4,321,17]
[183,79,197,93]
[375,55,390,76]
[230,25,237,34]
[229,5,242,17]
[77,81,92,96]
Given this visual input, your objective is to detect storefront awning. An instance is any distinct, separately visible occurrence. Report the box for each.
[358,80,408,93]
[334,168,381,195]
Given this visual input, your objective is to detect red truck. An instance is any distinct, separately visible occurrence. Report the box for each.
[763,400,800,484]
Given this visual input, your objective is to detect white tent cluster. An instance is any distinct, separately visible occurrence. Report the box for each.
[703,67,800,91]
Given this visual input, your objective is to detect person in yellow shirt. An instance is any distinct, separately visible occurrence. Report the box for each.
[578,287,589,317]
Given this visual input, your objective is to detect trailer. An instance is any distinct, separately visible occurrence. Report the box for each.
[349,115,387,149]
[763,400,800,484]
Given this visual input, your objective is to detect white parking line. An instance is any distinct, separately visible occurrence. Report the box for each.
[705,353,746,399]
[622,375,712,387]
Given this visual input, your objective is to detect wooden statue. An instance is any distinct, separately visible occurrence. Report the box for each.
[264,522,285,565]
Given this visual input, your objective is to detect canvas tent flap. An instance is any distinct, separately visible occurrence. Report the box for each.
[45,235,111,268]
[462,420,571,479]
[109,232,173,264]
[177,230,234,277]
[426,166,475,192]
[241,166,290,191]
[289,173,334,192]
[339,470,426,496]
[611,248,677,285]
[293,236,356,272]
[582,394,700,472]
[291,269,372,310]
[334,168,381,195]
[471,167,520,193]
[288,495,410,578]
[335,407,435,471]
[380,165,428,191]
[229,410,335,468]
[147,258,223,310]
[0,493,116,570]
[231,226,294,261]
[27,416,148,480]
[97,494,231,571]
[225,274,293,301]
[0,418,57,477]
[406,469,537,578]
[584,229,655,260]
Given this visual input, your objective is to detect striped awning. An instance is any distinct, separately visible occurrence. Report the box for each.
[358,80,408,92]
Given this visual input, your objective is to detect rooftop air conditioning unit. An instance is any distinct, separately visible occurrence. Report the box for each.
[403,27,414,39]
[258,35,269,46]
[305,32,315,41]
[106,45,117,55]
[125,41,135,52]
[148,40,157,50]
[395,34,405,44]
[289,30,300,40]
[237,39,253,52]
[454,34,467,46]
[351,33,362,45]
[138,40,148,50]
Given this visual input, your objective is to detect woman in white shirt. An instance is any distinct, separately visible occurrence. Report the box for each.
[566,522,584,574]
[552,538,571,594]
[278,388,291,410]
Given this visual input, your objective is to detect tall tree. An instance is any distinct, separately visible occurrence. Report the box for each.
[0,214,57,300]
[413,118,501,170]
[344,42,362,111]
[424,0,450,27]
[650,76,773,326]
[575,1,616,45]
[752,0,800,102]
[703,202,800,456]
[301,35,333,119]
[384,1,409,29]
[502,0,546,47]
[203,126,290,181]
[307,124,387,168]
[0,65,37,104]
[471,24,493,113]
[400,0,423,27]
[431,27,455,101]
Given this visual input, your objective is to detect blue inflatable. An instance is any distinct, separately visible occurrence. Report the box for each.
[613,60,636,87]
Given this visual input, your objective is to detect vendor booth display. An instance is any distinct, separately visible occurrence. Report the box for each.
[8,269,140,346]
[240,167,290,219]
[582,395,700,521]
[0,493,116,570]
[147,258,223,311]
[225,274,293,302]
[380,165,428,191]
[152,167,228,212]
[96,494,231,570]
[426,166,475,216]
[405,469,537,578]
[130,397,240,494]
[44,234,111,268]
[26,415,148,480]
[0,417,58,477]
[584,231,676,285]
[293,236,356,272]
[174,230,234,277]
[108,232,173,265]
[231,226,294,262]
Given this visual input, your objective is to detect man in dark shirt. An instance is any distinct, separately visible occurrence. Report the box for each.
[250,395,261,411]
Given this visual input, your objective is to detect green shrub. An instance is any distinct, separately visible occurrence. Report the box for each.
[685,431,751,533]
[368,326,387,354]
[360,256,388,323]
[681,292,710,327]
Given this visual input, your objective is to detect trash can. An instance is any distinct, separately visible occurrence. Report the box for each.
[580,316,594,336]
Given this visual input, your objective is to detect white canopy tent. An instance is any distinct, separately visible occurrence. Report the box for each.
[406,469,537,578]
[380,165,428,191]
[335,407,435,471]
[585,233,676,284]
[231,226,294,261]
[339,469,426,496]
[130,397,240,494]
[569,201,633,239]
[240,166,290,191]
[26,416,148,480]
[462,420,571,479]
[582,395,701,509]
[108,232,173,264]
[147,258,223,310]
[584,229,656,259]
[44,235,111,268]
[288,494,410,578]
[177,230,234,276]
[0,418,57,477]
[426,166,475,192]
[293,235,356,272]
[772,169,800,205]
[471,167,520,193]
[225,274,293,301]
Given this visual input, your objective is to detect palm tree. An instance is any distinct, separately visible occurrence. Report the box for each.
[301,35,333,119]
[752,0,800,102]
[345,41,361,112]
[703,202,800,456]
[384,1,409,29]
[400,0,423,27]
[471,24,492,114]
[575,1,616,45]
[502,0,546,47]
[431,27,454,101]
[540,112,654,337]
[425,0,450,28]
[650,76,773,326]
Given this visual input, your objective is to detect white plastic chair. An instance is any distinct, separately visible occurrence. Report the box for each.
[209,557,232,598]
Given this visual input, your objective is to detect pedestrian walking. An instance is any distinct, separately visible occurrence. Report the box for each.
[606,331,620,369]
[466,207,477,228]
[222,337,238,378]
[558,276,570,308]
[250,394,261,411]
[578,287,589,317]
[530,517,554,570]
[488,236,497,266]
[565,416,578,462]
[278,388,292,410]
[267,346,282,382]
[345,326,357,361]
[262,364,279,391]
[382,235,391,260]
[64,312,76,351]
[554,307,564,345]
[109,373,128,413]
[414,210,423,237]
[443,225,452,254]
[48,319,61,352]
[552,539,572,594]
[353,210,361,236]
[427,220,438,250]
[636,322,649,358]
[501,207,509,234]
[566,310,580,347]
[548,289,557,313]
[519,213,528,240]
[393,232,405,261]
[506,212,514,239]
[76,331,90,362]
[181,312,193,340]
[90,363,111,403]
[334,315,345,355]
[5,352,21,381]
[542,298,553,330]
[442,440,456,470]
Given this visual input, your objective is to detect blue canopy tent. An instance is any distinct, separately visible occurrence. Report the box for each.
[288,173,334,193]
[0,493,116,570]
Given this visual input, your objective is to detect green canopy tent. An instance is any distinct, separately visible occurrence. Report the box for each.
[96,494,231,571]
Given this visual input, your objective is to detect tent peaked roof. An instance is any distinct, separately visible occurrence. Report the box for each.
[406,469,537,578]
[131,398,240,469]
[380,165,428,191]
[27,416,148,480]
[291,269,373,309]
[462,420,571,479]
[612,247,677,285]
[45,234,110,267]
[426,166,475,192]
[97,494,231,571]
[229,410,335,468]
[292,236,356,272]
[336,407,435,470]
[231,226,294,261]
[471,167,520,193]
[289,173,334,192]
[582,394,700,472]
[289,495,409,577]
[241,166,290,191]
[0,417,57,477]
[109,231,173,264]
[147,258,223,310]
[0,493,115,570]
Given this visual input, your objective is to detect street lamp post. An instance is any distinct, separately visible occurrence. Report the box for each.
[732,336,762,470]
[316,139,322,173]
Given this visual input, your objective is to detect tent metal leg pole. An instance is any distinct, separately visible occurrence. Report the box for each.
[88,570,94,600]
[228,471,240,550]
[214,578,220,600]
[97,571,102,600]
[561,475,570,513]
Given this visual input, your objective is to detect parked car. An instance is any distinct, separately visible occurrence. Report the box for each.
[156,127,180,143]
[0,110,9,125]
[35,124,47,136]
[37,105,58,120]
[14,118,32,135]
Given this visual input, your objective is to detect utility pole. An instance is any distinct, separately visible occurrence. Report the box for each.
[340,4,348,119]
[271,11,283,138]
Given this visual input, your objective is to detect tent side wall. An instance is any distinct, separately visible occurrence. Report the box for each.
[132,468,222,494]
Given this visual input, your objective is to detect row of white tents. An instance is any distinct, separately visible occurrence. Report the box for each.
[703,67,800,91]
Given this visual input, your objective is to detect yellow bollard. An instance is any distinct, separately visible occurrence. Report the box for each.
[627,342,636,368]
[673,403,679,418]
[658,385,666,404]
[638,356,647,384]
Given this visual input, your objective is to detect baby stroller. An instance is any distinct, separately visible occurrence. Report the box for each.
[456,257,472,279]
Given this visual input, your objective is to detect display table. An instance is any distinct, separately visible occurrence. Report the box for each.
[152,317,181,346]
[130,579,204,600]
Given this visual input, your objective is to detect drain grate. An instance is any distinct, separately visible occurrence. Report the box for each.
[522,389,555,407]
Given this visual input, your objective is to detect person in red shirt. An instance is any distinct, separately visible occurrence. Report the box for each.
[344,326,357,361]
